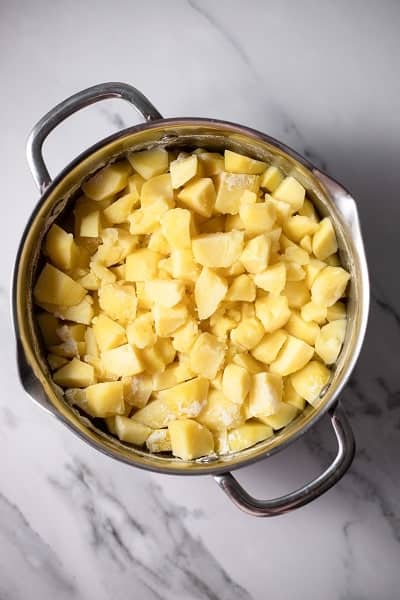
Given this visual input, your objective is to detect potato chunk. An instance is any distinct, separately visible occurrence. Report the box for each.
[195,267,227,320]
[228,420,273,452]
[272,176,305,212]
[170,154,199,188]
[312,217,338,260]
[247,372,283,417]
[101,344,144,377]
[146,429,172,453]
[285,311,320,346]
[92,314,127,351]
[260,166,284,192]
[270,335,314,376]
[152,362,194,391]
[326,301,346,321]
[240,234,271,274]
[215,172,260,214]
[82,161,131,200]
[257,403,298,429]
[283,377,306,410]
[125,249,161,281]
[177,178,216,217]
[128,148,169,180]
[145,279,185,308]
[197,388,244,431]
[140,174,174,208]
[224,150,267,175]
[284,216,318,242]
[226,274,256,302]
[251,329,288,364]
[189,333,225,379]
[115,416,152,445]
[290,360,331,405]
[34,264,86,306]
[169,419,214,460]
[231,317,264,350]
[239,202,276,235]
[315,319,346,364]
[85,382,125,417]
[301,301,327,324]
[37,312,60,347]
[222,363,251,405]
[192,231,244,268]
[153,303,188,337]
[98,282,137,323]
[53,358,96,388]
[311,266,350,307]
[253,262,286,294]
[103,193,138,224]
[44,224,80,271]
[161,208,192,249]
[255,294,291,333]
[126,313,156,348]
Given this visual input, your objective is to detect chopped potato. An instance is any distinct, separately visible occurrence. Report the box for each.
[231,317,264,350]
[222,363,251,405]
[197,388,243,431]
[315,319,346,364]
[255,294,291,333]
[290,360,331,405]
[253,262,286,294]
[311,266,350,307]
[101,344,144,377]
[115,416,152,445]
[251,329,288,364]
[239,202,276,235]
[146,429,172,453]
[82,161,131,201]
[53,358,96,388]
[195,267,227,320]
[177,178,216,217]
[169,419,214,460]
[247,372,283,417]
[161,208,192,249]
[128,148,169,180]
[228,420,273,452]
[240,234,271,274]
[86,382,125,417]
[285,311,320,346]
[312,217,338,260]
[224,150,266,175]
[272,176,305,212]
[257,403,298,429]
[189,333,225,379]
[192,231,244,268]
[226,274,256,302]
[270,335,314,376]
[215,172,260,214]
[260,166,283,192]
[34,264,86,306]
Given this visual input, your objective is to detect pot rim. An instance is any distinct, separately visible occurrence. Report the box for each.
[13,115,369,476]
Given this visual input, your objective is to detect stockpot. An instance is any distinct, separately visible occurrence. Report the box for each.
[12,82,369,517]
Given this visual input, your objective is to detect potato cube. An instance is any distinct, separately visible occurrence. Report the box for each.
[283,377,306,410]
[177,178,216,217]
[231,317,264,350]
[170,154,199,188]
[98,282,137,323]
[153,303,188,337]
[132,398,173,428]
[172,319,199,353]
[284,216,318,242]
[285,262,306,282]
[284,281,311,308]
[53,357,96,387]
[170,249,200,282]
[213,429,229,455]
[284,245,310,265]
[90,262,116,283]
[101,344,144,377]
[144,280,185,308]
[37,312,60,347]
[267,196,292,224]
[51,296,94,325]
[79,210,101,238]
[270,335,314,376]
[257,403,298,429]
[47,354,68,370]
[272,176,305,212]
[168,419,214,460]
[239,202,276,235]
[141,173,174,208]
[215,172,260,214]
[305,259,326,288]
[91,314,125,351]
[122,374,153,408]
[128,208,159,234]
[192,231,244,268]
[260,166,284,192]
[34,264,86,306]
[161,208,192,249]
[146,429,172,453]
[315,319,346,364]
[299,198,318,222]
[82,161,131,200]
[233,352,264,374]
[195,267,227,320]
[226,274,256,302]
[152,362,194,391]
[301,301,327,324]
[44,224,80,271]
[114,416,152,445]
[312,217,338,260]
[125,172,145,198]
[125,249,161,281]
[65,387,93,414]
[158,377,210,418]
[128,148,169,180]
[300,235,313,254]
[139,344,167,375]
[146,230,169,256]
[222,363,251,405]
[224,149,267,175]
[253,262,286,294]
[189,332,225,379]
[197,152,224,176]
[251,329,288,364]
[311,266,350,307]
[197,389,243,431]
[240,234,271,274]
[291,360,331,405]
[285,311,320,346]
[228,420,273,452]
[126,313,156,348]
[247,372,283,417]
[103,193,139,224]
[78,271,100,291]
[85,381,124,417]
[255,294,291,333]
[326,301,346,321]
[85,327,98,357]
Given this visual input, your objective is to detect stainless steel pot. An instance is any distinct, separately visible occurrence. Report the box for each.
[12,82,369,517]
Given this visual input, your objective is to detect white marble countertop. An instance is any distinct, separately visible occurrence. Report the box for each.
[1,1,400,598]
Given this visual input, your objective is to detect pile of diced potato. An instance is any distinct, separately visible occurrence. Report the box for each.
[34,146,350,460]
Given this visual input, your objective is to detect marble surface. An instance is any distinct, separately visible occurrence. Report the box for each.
[1,0,400,598]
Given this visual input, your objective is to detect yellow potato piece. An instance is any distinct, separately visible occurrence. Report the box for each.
[283,377,306,410]
[146,429,172,453]
[284,280,311,308]
[224,150,267,175]
[47,354,69,370]
[257,402,298,430]
[44,224,81,271]
[312,217,338,260]
[222,363,251,405]
[170,154,199,188]
[170,249,200,282]
[251,329,288,365]
[169,419,214,460]
[152,362,194,391]
[103,193,139,225]
[195,267,227,320]
[253,262,286,294]
[82,161,131,201]
[228,420,273,452]
[85,381,125,417]
[172,319,199,353]
[255,294,291,333]
[285,311,320,346]
[47,296,94,325]
[240,234,271,274]
[272,176,305,212]
[311,266,350,307]
[189,332,225,379]
[192,231,244,268]
[53,358,96,388]
[239,202,276,235]
[315,319,346,364]
[128,148,169,180]
[161,208,192,250]
[270,335,314,376]
[148,229,170,255]
[260,166,284,192]
[177,178,216,217]
[247,372,283,417]
[326,301,347,321]
[301,301,327,324]
[153,303,188,337]
[34,263,86,306]
[197,152,224,176]
[305,259,326,288]
[98,282,137,324]
[126,313,156,349]
[231,317,264,350]
[158,377,210,418]
[122,374,153,408]
[215,172,260,214]
[284,216,318,242]
[145,279,185,308]
[115,416,152,445]
[141,174,174,208]
[299,198,318,222]
[226,274,256,302]
[101,344,144,377]
[290,360,331,406]
[125,249,161,281]
[197,388,244,431]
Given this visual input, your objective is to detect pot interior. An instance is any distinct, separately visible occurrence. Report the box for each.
[15,119,364,475]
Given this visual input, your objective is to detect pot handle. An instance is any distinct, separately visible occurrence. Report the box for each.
[26,82,163,192]
[214,402,355,517]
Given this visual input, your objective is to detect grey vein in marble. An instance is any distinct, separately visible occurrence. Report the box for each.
[49,460,252,600]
